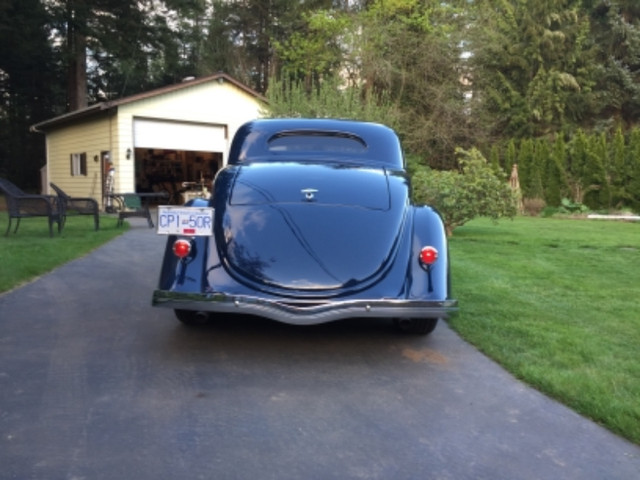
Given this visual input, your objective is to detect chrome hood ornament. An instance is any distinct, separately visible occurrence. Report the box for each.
[301,188,318,201]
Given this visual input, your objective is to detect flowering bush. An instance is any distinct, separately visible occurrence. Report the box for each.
[412,148,518,236]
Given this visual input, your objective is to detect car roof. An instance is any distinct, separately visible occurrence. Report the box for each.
[228,118,404,169]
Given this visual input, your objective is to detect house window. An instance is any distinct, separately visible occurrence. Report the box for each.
[70,153,87,176]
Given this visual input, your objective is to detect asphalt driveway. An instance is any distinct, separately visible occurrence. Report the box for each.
[1,219,639,480]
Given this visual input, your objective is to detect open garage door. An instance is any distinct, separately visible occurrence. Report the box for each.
[133,118,226,203]
[133,118,227,152]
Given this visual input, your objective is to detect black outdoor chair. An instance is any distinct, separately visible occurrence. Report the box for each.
[50,183,100,230]
[107,192,168,228]
[0,177,63,237]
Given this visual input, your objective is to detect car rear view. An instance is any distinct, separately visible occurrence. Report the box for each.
[153,119,457,334]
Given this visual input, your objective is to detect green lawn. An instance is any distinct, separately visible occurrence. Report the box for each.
[0,214,127,293]
[448,217,640,445]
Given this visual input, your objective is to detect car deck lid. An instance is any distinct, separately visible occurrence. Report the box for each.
[229,162,390,211]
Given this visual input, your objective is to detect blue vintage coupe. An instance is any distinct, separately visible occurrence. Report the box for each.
[152,118,457,334]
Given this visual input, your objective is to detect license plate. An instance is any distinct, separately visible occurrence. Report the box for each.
[157,206,214,236]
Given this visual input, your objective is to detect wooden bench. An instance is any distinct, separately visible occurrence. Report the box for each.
[50,183,100,230]
[0,177,63,237]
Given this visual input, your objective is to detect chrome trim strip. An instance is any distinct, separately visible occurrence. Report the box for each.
[152,290,458,326]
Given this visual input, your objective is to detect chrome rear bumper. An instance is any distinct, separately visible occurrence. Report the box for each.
[152,290,458,326]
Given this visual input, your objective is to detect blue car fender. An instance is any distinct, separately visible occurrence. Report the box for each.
[157,198,212,293]
[407,205,452,301]
[157,235,210,293]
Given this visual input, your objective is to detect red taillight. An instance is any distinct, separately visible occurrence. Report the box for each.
[173,239,192,258]
[419,246,438,266]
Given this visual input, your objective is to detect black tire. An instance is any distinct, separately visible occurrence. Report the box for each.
[393,318,438,335]
[174,309,210,326]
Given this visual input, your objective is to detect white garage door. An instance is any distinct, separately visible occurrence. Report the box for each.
[133,118,227,152]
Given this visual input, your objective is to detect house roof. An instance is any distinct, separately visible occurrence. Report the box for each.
[31,73,266,132]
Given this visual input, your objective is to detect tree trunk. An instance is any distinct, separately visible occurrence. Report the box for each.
[66,2,87,111]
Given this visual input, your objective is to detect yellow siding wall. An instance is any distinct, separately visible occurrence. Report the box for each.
[46,115,115,205]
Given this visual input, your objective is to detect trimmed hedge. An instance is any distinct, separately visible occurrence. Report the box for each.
[487,127,640,212]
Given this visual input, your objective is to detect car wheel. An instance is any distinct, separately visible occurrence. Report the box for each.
[174,309,211,326]
[394,318,438,335]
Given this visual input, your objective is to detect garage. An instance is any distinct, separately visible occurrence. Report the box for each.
[132,118,227,204]
[32,73,266,208]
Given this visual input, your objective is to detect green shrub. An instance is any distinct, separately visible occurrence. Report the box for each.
[541,206,559,217]
[559,197,589,214]
[412,148,518,235]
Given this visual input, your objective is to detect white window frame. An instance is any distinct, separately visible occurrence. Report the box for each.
[70,152,87,176]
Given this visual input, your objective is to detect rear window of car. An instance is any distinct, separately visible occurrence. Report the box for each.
[267,132,367,154]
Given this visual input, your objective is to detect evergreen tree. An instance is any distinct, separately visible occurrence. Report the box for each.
[198,1,236,77]
[545,136,568,206]
[469,0,599,137]
[351,0,472,168]
[265,77,399,128]
[610,127,630,207]
[517,138,535,198]
[532,139,549,201]
[628,127,640,211]
[489,144,502,174]
[567,129,590,203]
[44,0,173,107]
[0,0,60,187]
[582,132,610,208]
[586,0,640,125]
[203,0,338,93]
